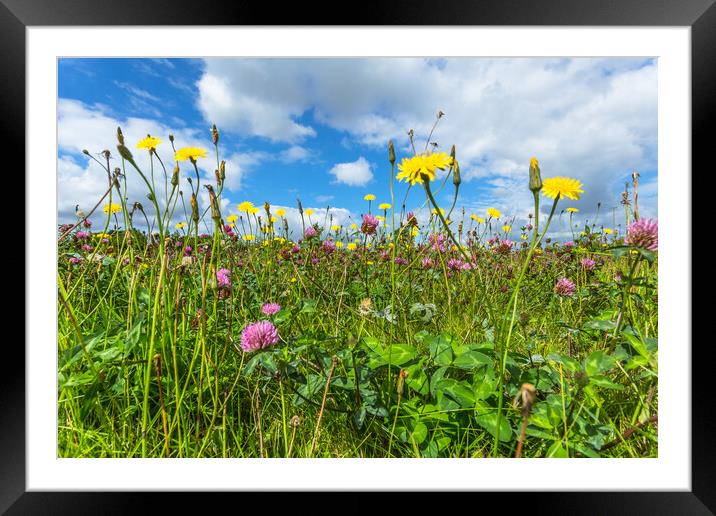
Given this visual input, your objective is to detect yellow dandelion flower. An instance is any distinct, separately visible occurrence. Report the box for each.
[521,234,528,240]
[103,203,121,214]
[502,225,512,232]
[541,177,584,200]
[366,260,374,265]
[137,135,162,151]
[93,232,111,239]
[290,277,297,283]
[476,217,485,224]
[470,213,478,221]
[243,234,256,241]
[396,152,453,185]
[376,215,385,221]
[566,207,579,213]
[335,241,344,248]
[364,194,376,201]
[305,208,314,216]
[426,152,454,171]
[174,147,208,162]
[432,208,445,216]
[331,225,341,231]
[350,223,358,230]
[226,214,239,223]
[249,207,259,215]
[275,208,286,217]
[347,243,357,250]
[175,222,187,229]
[270,216,278,223]
[487,208,501,219]
[411,226,419,237]
[530,157,539,169]
[238,201,254,213]
[604,228,614,235]
[378,203,391,210]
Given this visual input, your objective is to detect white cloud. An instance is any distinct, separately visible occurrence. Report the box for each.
[279,145,311,163]
[195,58,657,233]
[328,157,373,187]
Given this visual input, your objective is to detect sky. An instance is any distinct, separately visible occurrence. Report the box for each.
[57,57,657,240]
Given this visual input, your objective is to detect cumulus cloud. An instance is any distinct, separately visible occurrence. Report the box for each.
[328,157,373,186]
[195,58,657,234]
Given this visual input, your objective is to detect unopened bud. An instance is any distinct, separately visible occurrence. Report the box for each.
[297,198,303,215]
[116,144,133,162]
[171,163,180,186]
[529,157,542,193]
[453,159,461,187]
[388,140,395,165]
[116,127,125,145]
[211,124,219,145]
[168,134,174,143]
[190,193,199,223]
[82,149,90,155]
[219,160,226,181]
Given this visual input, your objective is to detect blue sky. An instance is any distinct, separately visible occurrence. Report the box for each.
[57,57,657,239]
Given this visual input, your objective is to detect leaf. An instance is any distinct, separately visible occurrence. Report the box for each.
[588,375,624,390]
[430,366,449,396]
[583,350,615,376]
[453,350,492,370]
[546,353,581,373]
[583,319,617,331]
[622,330,649,359]
[404,361,429,395]
[438,378,476,408]
[299,298,317,313]
[427,334,453,366]
[546,440,569,458]
[367,344,417,369]
[474,409,513,442]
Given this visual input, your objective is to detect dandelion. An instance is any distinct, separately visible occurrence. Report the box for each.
[554,278,576,297]
[240,321,280,352]
[238,201,254,213]
[226,214,239,223]
[137,135,162,151]
[378,203,391,210]
[243,235,256,242]
[350,223,358,230]
[396,152,453,185]
[261,303,281,316]
[364,194,376,201]
[103,203,121,214]
[625,218,658,251]
[502,225,512,232]
[487,208,501,219]
[566,207,579,213]
[305,208,315,216]
[603,228,614,235]
[331,225,341,232]
[335,241,344,248]
[175,222,186,229]
[541,177,584,200]
[275,208,286,217]
[175,147,208,162]
[347,243,357,251]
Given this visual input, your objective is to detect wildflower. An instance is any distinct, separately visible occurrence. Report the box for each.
[580,258,596,270]
[240,321,280,352]
[82,219,92,228]
[103,203,121,214]
[243,235,256,242]
[331,225,341,232]
[396,152,453,185]
[305,208,315,216]
[502,225,512,232]
[335,241,344,248]
[526,224,533,231]
[529,157,543,192]
[226,214,239,223]
[322,239,337,254]
[487,208,501,219]
[68,256,82,265]
[432,207,445,216]
[421,257,434,269]
[175,147,208,162]
[249,206,259,215]
[360,214,379,235]
[447,258,464,270]
[625,218,658,251]
[428,233,447,252]
[216,268,231,289]
[554,278,576,297]
[81,244,93,252]
[261,303,281,316]
[304,226,318,238]
[175,222,187,229]
[495,239,514,255]
[378,203,391,210]
[358,298,373,316]
[347,243,357,251]
[541,177,584,200]
[566,207,579,213]
[137,135,162,151]
[238,201,255,213]
[75,231,89,241]
[350,223,358,230]
[563,241,575,249]
[603,228,614,235]
[364,194,376,201]
[394,256,408,266]
[275,208,286,217]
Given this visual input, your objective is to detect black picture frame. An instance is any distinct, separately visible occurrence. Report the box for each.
[5,0,710,513]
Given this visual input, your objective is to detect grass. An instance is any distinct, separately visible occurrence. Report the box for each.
[57,122,658,459]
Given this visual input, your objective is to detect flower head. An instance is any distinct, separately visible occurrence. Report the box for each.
[580,258,596,270]
[378,203,391,210]
[216,268,231,289]
[396,152,453,185]
[261,303,281,316]
[625,218,658,251]
[175,147,208,162]
[275,208,286,217]
[554,277,576,297]
[364,194,376,201]
[304,208,315,216]
[175,222,186,229]
[541,177,584,200]
[304,226,318,238]
[487,208,501,219]
[566,207,579,213]
[137,135,162,151]
[240,320,280,352]
[103,203,121,214]
[360,214,379,235]
[238,201,254,213]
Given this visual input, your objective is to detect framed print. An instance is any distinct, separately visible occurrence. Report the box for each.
[6,0,712,512]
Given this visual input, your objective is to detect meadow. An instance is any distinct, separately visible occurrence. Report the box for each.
[57,121,658,458]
